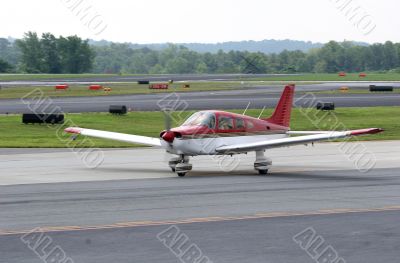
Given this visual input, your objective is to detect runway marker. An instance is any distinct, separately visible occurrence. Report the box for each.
[1,205,400,236]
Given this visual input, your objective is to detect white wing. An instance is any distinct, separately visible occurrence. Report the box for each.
[286,131,335,135]
[64,127,162,147]
[216,128,383,153]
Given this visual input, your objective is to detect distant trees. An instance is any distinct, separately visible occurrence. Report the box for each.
[41,33,61,73]
[57,35,94,73]
[16,32,44,73]
[92,41,400,74]
[0,38,20,68]
[1,33,400,74]
[15,32,94,73]
[0,59,13,73]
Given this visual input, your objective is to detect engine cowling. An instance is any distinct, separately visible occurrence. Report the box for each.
[160,130,181,143]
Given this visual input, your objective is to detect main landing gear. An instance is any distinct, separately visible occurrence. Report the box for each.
[254,151,272,175]
[169,155,192,177]
[169,152,271,177]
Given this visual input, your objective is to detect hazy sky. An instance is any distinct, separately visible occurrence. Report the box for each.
[1,0,399,43]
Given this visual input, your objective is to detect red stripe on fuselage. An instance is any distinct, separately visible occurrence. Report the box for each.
[171,110,288,136]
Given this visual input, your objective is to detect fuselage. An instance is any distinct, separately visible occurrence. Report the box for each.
[160,110,289,156]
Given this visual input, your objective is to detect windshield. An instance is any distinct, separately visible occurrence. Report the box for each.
[182,112,216,129]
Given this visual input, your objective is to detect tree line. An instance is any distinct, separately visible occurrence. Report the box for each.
[1,33,400,74]
[92,41,400,74]
[0,32,94,73]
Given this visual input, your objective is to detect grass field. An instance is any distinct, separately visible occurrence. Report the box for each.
[2,81,399,99]
[308,88,400,95]
[0,73,140,81]
[0,82,247,99]
[1,72,400,100]
[244,73,400,81]
[0,107,398,148]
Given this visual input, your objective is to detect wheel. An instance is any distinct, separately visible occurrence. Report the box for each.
[258,169,268,175]
[177,172,186,177]
[171,168,176,172]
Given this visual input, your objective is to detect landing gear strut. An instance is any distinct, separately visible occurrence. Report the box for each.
[169,155,192,177]
[254,151,272,175]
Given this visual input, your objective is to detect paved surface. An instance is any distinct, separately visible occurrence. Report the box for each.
[0,74,296,86]
[0,141,399,262]
[1,210,400,263]
[1,85,399,113]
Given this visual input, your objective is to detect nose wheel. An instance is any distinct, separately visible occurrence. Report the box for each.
[258,169,269,175]
[169,155,192,177]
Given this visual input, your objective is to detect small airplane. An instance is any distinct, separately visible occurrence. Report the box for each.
[65,84,383,177]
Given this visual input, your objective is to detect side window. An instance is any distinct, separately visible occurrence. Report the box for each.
[236,118,245,129]
[207,114,216,129]
[218,116,234,130]
[246,120,254,129]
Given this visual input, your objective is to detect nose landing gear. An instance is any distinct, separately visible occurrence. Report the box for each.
[169,155,192,177]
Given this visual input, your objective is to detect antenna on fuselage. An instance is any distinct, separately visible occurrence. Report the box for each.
[242,102,251,116]
[257,106,266,119]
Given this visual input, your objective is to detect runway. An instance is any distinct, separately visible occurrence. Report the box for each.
[1,85,400,113]
[0,73,295,86]
[0,141,399,262]
[2,210,400,263]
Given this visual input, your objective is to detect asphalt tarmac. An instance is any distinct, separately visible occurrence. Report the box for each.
[1,85,399,113]
[0,74,294,86]
[0,141,399,262]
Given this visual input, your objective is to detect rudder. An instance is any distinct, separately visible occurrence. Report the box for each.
[263,84,295,128]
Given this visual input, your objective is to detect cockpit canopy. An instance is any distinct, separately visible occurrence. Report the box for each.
[182,111,216,129]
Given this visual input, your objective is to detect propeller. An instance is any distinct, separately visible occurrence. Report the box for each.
[161,110,177,165]
[163,110,172,131]
[161,110,175,143]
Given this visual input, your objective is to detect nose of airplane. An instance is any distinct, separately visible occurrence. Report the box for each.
[161,130,175,143]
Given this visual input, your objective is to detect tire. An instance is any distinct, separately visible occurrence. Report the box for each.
[171,168,176,172]
[258,169,268,175]
[177,172,186,177]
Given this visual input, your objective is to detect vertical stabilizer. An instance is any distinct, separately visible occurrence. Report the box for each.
[263,84,295,128]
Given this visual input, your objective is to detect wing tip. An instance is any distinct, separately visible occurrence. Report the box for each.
[64,127,83,134]
[350,128,384,136]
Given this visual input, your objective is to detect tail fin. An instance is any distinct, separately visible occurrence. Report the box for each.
[263,84,295,128]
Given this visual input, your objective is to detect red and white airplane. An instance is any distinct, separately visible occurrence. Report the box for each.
[65,84,383,177]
